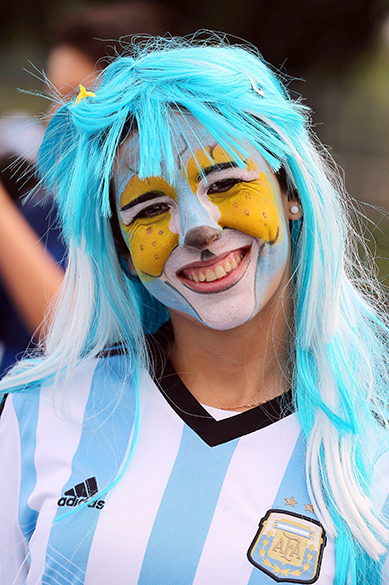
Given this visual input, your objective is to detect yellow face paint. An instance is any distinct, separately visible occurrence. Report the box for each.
[120,146,281,278]
[185,144,238,191]
[209,171,279,243]
[186,146,280,243]
[119,175,179,277]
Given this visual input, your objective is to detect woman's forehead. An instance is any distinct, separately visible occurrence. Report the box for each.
[115,116,214,197]
[118,116,216,169]
[114,114,262,200]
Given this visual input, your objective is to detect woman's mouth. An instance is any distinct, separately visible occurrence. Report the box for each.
[177,247,251,292]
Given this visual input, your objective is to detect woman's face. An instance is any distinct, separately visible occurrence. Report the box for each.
[116,119,298,330]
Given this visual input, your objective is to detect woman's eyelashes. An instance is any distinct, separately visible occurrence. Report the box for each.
[133,201,170,221]
[207,177,244,194]
[120,197,173,226]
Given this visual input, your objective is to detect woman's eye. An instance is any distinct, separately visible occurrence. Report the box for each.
[207,178,243,194]
[134,202,170,221]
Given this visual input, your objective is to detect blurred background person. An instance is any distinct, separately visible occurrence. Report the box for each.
[0,1,189,377]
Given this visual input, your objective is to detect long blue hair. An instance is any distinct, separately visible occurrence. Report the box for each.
[2,35,389,583]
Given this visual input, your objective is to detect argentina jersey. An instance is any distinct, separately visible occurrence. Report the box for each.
[4,341,389,584]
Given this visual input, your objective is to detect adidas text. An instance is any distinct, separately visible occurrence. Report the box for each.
[57,496,105,509]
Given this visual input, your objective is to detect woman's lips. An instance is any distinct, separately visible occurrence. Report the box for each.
[177,247,251,293]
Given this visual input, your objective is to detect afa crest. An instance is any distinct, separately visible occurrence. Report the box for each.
[247,509,326,583]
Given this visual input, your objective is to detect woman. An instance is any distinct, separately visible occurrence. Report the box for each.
[1,37,389,584]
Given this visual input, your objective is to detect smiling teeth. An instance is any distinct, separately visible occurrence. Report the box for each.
[215,265,227,278]
[205,269,217,282]
[183,253,244,283]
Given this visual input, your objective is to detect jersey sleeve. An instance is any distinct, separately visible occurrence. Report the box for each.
[0,393,29,585]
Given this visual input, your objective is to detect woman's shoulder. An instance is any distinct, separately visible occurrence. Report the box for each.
[1,353,138,431]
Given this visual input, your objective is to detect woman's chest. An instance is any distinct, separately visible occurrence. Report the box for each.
[25,413,335,584]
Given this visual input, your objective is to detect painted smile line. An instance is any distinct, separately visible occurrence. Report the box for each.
[176,247,251,293]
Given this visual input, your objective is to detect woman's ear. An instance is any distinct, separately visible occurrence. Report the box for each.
[284,196,303,221]
[276,168,302,221]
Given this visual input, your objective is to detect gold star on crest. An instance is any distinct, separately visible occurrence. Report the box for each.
[74,84,96,105]
[304,503,314,513]
[284,496,298,507]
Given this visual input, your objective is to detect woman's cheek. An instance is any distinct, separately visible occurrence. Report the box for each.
[121,212,179,277]
[214,174,279,242]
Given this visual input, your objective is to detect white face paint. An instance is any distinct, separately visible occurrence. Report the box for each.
[116,117,291,330]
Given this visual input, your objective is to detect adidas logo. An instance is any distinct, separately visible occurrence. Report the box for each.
[57,477,105,510]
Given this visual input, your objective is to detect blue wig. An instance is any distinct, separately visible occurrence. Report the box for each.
[2,35,389,583]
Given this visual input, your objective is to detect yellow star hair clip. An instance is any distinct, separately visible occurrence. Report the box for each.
[74,84,96,105]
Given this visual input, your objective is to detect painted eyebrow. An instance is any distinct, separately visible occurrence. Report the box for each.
[120,190,165,212]
[199,161,239,181]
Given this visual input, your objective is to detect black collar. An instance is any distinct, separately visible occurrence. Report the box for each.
[147,322,294,447]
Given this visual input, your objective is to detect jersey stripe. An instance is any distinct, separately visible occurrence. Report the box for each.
[137,424,239,584]
[0,394,27,585]
[26,359,97,585]
[42,356,137,584]
[12,385,41,541]
[270,432,308,509]
[84,372,185,584]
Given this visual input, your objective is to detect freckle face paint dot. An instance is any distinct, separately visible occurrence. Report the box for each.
[245,210,249,216]
[140,244,144,250]
[146,227,153,234]
[158,230,164,235]
[154,254,159,259]
[263,212,267,218]
[152,241,156,246]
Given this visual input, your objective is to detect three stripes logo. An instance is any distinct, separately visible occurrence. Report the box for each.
[57,476,105,510]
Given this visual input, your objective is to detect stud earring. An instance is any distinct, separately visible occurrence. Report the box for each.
[290,205,300,215]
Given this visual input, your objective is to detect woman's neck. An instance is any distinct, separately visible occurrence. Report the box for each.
[168,290,292,411]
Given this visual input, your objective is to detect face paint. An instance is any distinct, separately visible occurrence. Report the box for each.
[116,118,290,330]
[119,175,179,277]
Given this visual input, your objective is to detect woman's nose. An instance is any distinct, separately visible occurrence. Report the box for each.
[183,226,222,250]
